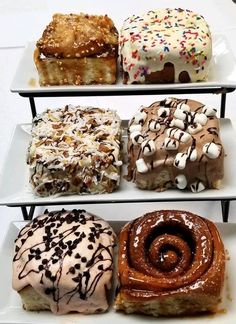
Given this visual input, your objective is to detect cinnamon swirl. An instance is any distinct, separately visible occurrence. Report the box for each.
[115,210,225,316]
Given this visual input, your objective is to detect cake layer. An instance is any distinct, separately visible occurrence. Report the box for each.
[126,98,224,192]
[120,8,212,84]
[12,209,116,314]
[115,210,225,316]
[34,49,117,86]
[27,105,122,196]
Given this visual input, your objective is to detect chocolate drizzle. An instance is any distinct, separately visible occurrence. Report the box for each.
[13,209,116,314]
[127,98,224,191]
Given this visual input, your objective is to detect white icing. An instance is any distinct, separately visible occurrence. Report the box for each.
[12,210,116,315]
[120,9,212,84]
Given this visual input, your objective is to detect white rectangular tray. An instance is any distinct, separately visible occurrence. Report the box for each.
[10,34,236,94]
[0,119,236,206]
[0,221,235,323]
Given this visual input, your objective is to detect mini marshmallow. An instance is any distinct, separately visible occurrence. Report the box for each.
[136,158,148,173]
[141,139,156,156]
[202,106,217,117]
[167,128,191,143]
[203,142,221,159]
[149,120,161,132]
[158,107,170,118]
[176,103,190,112]
[130,131,144,145]
[175,174,187,189]
[190,181,205,193]
[164,97,173,106]
[193,113,208,126]
[173,109,188,121]
[163,138,179,150]
[187,123,203,135]
[174,153,187,169]
[134,111,147,124]
[129,124,142,133]
[170,118,185,130]
[187,147,198,161]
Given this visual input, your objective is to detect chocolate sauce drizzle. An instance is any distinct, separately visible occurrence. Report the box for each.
[128,98,223,191]
[13,209,115,313]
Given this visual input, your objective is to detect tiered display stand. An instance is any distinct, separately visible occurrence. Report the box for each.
[1,37,236,222]
[1,34,236,323]
[12,85,236,222]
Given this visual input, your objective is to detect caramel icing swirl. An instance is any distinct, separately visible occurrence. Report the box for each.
[118,210,225,295]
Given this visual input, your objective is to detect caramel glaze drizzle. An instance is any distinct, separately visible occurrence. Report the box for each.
[13,209,115,313]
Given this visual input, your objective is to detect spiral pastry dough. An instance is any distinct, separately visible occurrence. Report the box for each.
[115,210,225,316]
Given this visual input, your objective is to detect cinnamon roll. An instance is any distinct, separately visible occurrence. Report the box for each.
[115,210,225,316]
[12,209,116,314]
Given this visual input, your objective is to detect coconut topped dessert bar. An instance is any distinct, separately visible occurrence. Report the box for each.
[27,105,122,196]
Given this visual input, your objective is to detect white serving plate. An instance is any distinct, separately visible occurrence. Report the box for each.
[0,119,235,206]
[10,34,236,94]
[0,221,235,323]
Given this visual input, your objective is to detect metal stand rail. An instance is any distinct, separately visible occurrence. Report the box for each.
[16,86,236,222]
[19,86,235,118]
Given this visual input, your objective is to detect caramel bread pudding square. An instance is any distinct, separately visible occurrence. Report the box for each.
[126,98,224,192]
[34,13,118,85]
[27,105,122,196]
[120,8,212,84]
